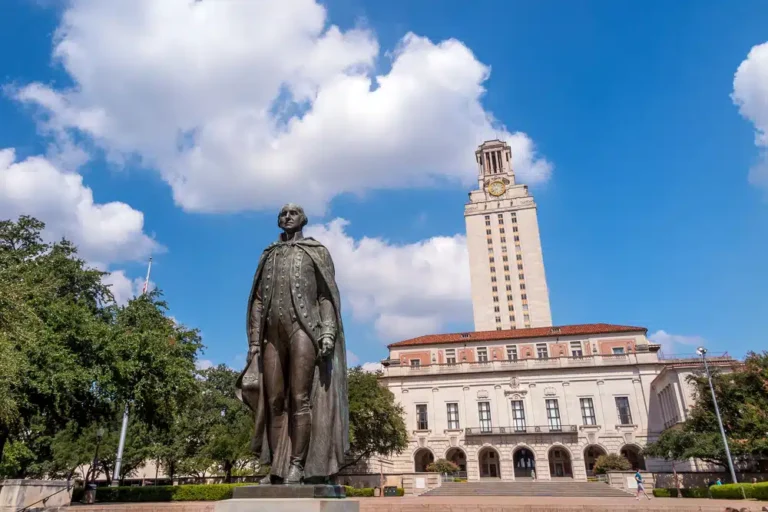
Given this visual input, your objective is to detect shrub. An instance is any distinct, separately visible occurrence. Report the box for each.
[396,487,404,496]
[592,453,631,474]
[425,459,460,474]
[344,486,374,497]
[709,483,752,500]
[95,484,247,502]
[652,488,709,498]
[753,482,768,501]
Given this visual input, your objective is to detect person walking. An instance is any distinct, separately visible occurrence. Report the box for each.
[635,470,651,501]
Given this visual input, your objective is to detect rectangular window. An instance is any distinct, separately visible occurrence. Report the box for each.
[513,226,519,232]
[516,255,522,261]
[486,229,492,235]
[499,227,505,234]
[504,265,510,271]
[486,238,492,245]
[410,359,420,367]
[524,314,530,322]
[536,343,548,359]
[477,347,488,362]
[615,397,633,425]
[485,220,491,226]
[494,306,500,312]
[520,283,526,290]
[519,273,525,280]
[504,274,511,281]
[510,400,526,431]
[416,404,429,430]
[612,347,625,355]
[517,264,524,270]
[580,398,596,425]
[546,399,562,431]
[506,294,513,301]
[509,315,515,323]
[521,294,527,300]
[506,345,518,360]
[503,255,509,262]
[447,403,460,430]
[489,256,495,263]
[478,402,492,433]
[501,245,507,252]
[505,285,512,291]
[571,341,583,357]
[445,349,456,365]
[500,236,506,243]
[492,286,498,292]
[493,296,499,302]
[514,236,520,242]
[490,266,496,273]
[491,276,497,282]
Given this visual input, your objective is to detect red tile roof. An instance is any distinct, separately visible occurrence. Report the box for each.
[387,323,647,348]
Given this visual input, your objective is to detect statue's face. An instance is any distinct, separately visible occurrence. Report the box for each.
[278,206,304,233]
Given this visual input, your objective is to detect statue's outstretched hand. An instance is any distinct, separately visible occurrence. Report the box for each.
[318,335,335,358]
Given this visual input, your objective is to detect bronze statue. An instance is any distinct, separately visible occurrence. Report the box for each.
[236,204,349,485]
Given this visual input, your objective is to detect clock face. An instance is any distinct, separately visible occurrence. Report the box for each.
[488,181,506,196]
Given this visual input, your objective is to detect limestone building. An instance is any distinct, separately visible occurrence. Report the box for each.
[371,139,738,483]
[465,140,552,331]
[378,324,736,481]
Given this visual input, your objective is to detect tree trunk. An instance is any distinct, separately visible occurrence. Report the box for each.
[224,461,233,483]
[0,425,8,465]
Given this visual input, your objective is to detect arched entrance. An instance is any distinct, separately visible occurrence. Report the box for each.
[513,447,536,479]
[548,446,573,478]
[478,447,501,478]
[620,445,646,470]
[583,445,607,477]
[414,448,434,473]
[445,447,467,473]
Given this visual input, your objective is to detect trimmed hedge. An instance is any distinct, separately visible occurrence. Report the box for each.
[95,484,247,502]
[708,481,768,500]
[344,486,405,497]
[93,484,405,502]
[652,488,709,498]
[344,486,374,497]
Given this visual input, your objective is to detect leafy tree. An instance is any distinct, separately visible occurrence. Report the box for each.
[0,216,203,479]
[195,365,254,482]
[644,352,768,469]
[426,459,460,474]
[592,453,631,474]
[340,366,408,472]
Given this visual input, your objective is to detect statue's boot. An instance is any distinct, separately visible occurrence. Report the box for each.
[285,412,311,484]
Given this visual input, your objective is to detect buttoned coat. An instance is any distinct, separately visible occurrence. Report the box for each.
[235,236,349,480]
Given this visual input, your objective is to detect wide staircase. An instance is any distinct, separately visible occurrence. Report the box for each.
[422,480,634,497]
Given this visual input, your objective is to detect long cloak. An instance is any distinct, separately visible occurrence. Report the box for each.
[235,237,349,480]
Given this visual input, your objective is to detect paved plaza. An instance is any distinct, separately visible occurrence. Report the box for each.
[74,496,765,512]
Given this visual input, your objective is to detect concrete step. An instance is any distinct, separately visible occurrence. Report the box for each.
[423,481,634,497]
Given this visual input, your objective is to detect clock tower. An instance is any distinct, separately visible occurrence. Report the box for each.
[464,140,553,331]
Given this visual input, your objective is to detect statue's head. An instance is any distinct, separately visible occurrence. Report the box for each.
[277,203,308,234]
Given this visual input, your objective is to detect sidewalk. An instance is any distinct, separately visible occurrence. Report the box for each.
[74,496,765,512]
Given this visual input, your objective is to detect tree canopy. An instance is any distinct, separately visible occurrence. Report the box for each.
[644,352,768,469]
[0,215,408,481]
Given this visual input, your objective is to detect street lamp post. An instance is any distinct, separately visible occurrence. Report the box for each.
[697,347,741,491]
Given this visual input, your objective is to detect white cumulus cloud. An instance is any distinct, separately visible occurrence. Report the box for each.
[648,330,704,357]
[733,41,768,190]
[14,0,552,215]
[306,218,471,341]
[361,362,383,373]
[101,270,156,305]
[0,148,159,268]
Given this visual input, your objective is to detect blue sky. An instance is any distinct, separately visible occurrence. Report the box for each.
[1,0,767,369]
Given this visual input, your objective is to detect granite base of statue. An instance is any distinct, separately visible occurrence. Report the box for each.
[226,205,358,512]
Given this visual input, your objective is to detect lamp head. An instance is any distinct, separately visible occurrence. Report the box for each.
[696,346,707,356]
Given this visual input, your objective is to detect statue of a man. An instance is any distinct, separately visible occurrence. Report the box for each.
[236,204,349,485]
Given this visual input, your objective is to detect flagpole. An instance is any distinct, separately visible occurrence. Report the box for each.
[112,257,152,487]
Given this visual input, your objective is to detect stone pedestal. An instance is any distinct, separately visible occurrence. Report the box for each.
[0,480,71,511]
[232,485,346,499]
[219,485,357,512]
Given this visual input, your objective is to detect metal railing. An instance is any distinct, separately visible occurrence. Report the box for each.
[464,425,578,436]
